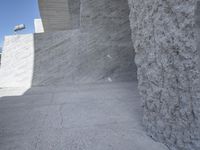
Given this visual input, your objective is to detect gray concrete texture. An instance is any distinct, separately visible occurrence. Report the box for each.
[33,30,136,86]
[128,0,200,149]
[39,0,80,31]
[0,0,137,87]
[1,0,199,149]
[0,82,168,150]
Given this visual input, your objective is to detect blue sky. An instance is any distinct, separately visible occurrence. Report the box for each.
[0,0,40,48]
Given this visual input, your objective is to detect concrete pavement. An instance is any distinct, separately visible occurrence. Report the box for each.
[0,82,168,150]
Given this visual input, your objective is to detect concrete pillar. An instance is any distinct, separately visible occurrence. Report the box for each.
[128,0,200,149]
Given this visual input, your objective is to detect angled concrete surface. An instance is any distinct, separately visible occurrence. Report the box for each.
[0,82,168,150]
[0,0,136,87]
[32,30,136,86]
[0,29,136,87]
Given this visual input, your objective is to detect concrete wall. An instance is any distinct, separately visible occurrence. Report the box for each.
[128,0,200,149]
[0,30,136,87]
[0,53,1,66]
[1,0,200,149]
[0,34,34,87]
[38,0,80,31]
[32,30,136,86]
[34,0,137,85]
[0,0,136,87]
[34,19,44,33]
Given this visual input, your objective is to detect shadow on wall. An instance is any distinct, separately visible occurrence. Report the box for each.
[0,0,137,88]
[31,0,137,86]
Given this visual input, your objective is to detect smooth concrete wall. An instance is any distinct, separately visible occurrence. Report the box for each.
[32,30,136,86]
[33,0,136,86]
[0,30,136,87]
[0,53,1,66]
[34,19,44,33]
[38,0,80,31]
[0,0,136,87]
[0,34,34,87]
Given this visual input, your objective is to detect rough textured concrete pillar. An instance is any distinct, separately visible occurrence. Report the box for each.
[128,0,200,149]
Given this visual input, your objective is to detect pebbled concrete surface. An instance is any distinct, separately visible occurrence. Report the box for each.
[0,82,168,150]
[128,1,200,149]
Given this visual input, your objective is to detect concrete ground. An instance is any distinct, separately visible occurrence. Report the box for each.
[0,82,168,150]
